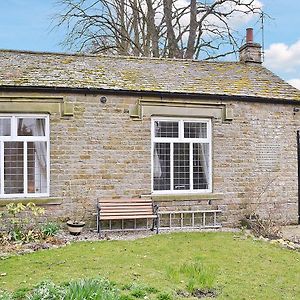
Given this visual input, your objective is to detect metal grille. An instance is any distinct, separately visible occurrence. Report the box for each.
[154,121,178,138]
[184,122,207,138]
[193,143,209,190]
[27,142,47,193]
[158,210,222,229]
[4,142,24,194]
[153,143,171,190]
[174,143,190,190]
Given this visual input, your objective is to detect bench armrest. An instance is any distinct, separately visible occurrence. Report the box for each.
[153,204,159,214]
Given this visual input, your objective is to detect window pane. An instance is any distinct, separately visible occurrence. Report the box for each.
[0,118,11,136]
[154,121,178,138]
[184,122,207,138]
[28,142,47,193]
[18,118,45,136]
[193,143,209,190]
[174,143,190,190]
[153,143,170,190]
[4,142,24,194]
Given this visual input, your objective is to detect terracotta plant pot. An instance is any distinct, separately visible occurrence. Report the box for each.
[67,220,85,236]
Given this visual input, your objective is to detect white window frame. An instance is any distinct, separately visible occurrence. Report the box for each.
[151,117,212,194]
[0,114,50,198]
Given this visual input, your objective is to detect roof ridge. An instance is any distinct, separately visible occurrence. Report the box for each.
[0,48,243,64]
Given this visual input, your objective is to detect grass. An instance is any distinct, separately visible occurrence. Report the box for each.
[0,232,300,299]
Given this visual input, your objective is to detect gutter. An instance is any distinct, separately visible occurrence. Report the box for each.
[0,85,300,105]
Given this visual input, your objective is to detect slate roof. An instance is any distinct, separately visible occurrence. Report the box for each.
[0,49,300,101]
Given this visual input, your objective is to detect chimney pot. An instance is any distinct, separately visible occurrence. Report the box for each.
[246,28,253,44]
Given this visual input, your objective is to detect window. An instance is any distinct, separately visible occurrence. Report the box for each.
[152,118,211,194]
[0,115,49,198]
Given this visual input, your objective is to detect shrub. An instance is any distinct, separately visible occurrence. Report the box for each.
[130,288,146,298]
[41,222,60,237]
[64,278,119,300]
[166,257,217,294]
[0,290,13,300]
[119,296,135,300]
[1,278,161,300]
[180,260,216,291]
[156,292,173,300]
[241,214,282,239]
[12,287,30,299]
[0,202,45,244]
[121,282,158,298]
[26,281,65,300]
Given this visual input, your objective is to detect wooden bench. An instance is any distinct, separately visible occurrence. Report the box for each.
[97,199,159,236]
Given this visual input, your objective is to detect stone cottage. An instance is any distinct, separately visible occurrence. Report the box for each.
[0,31,300,228]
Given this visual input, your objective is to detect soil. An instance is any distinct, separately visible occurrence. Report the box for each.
[192,288,218,298]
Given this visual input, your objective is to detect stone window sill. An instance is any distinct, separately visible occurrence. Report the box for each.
[0,197,62,207]
[151,193,223,202]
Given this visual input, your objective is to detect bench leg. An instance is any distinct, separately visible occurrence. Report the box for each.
[98,222,102,238]
[97,210,102,238]
[151,218,155,231]
[151,217,159,234]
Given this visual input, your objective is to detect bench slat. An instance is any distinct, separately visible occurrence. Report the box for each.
[101,204,153,208]
[101,207,153,210]
[100,204,152,208]
[101,211,153,214]
[101,211,154,215]
[100,199,152,203]
[100,215,157,220]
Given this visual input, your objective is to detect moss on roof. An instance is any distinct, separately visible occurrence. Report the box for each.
[0,49,300,101]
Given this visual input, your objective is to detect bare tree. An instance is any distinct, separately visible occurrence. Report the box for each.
[54,0,262,59]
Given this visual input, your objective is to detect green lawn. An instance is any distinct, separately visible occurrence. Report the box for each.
[1,232,300,299]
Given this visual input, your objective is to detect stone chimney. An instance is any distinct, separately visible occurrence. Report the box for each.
[239,28,262,63]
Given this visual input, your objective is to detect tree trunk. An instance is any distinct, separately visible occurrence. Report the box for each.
[119,0,128,55]
[163,0,181,58]
[185,0,197,59]
[132,0,140,56]
[146,0,159,57]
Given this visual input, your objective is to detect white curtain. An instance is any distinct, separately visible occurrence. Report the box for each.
[153,146,162,178]
[21,118,47,193]
[199,143,209,185]
[33,120,47,193]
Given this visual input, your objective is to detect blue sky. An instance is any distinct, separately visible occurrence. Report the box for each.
[0,0,299,88]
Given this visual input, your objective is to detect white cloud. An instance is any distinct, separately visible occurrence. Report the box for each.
[264,40,300,73]
[288,79,300,90]
[173,0,263,44]
[219,0,263,28]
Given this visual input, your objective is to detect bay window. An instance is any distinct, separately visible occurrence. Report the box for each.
[152,118,212,194]
[0,115,49,198]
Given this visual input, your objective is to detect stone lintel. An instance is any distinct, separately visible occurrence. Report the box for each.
[0,96,74,117]
[130,98,233,122]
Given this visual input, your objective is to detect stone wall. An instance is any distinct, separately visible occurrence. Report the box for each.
[1,92,299,227]
[213,101,298,225]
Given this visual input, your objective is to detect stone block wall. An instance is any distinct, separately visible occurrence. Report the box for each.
[1,92,299,227]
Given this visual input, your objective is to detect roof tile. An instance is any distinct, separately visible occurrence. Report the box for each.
[0,49,300,101]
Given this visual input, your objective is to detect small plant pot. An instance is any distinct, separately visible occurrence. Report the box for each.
[67,220,85,236]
